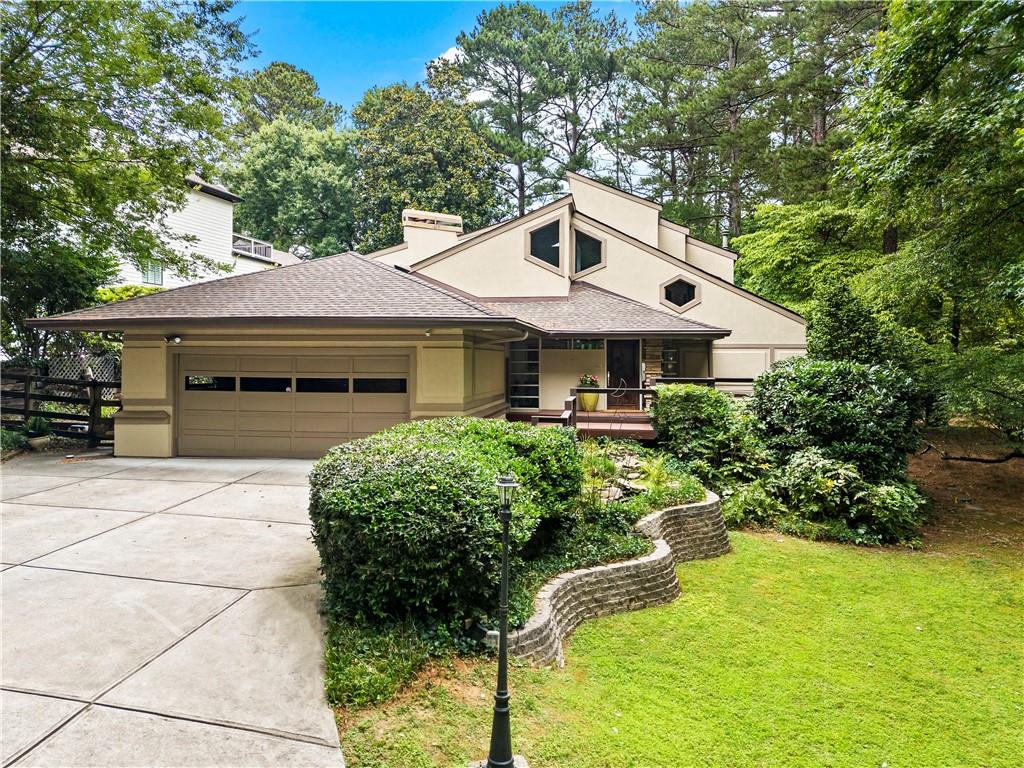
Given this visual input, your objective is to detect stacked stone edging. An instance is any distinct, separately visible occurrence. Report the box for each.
[491,491,728,666]
[634,492,730,563]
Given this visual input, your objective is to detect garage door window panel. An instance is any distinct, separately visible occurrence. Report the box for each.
[353,378,407,394]
[185,375,236,391]
[296,377,349,393]
[240,377,293,392]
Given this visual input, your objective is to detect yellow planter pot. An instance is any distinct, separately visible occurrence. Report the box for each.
[578,392,600,412]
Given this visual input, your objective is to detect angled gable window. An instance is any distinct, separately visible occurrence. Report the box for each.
[573,229,604,275]
[660,276,702,313]
[526,220,561,272]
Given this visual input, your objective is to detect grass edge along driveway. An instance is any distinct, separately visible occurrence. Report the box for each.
[339,532,1023,768]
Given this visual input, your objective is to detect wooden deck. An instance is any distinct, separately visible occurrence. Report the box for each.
[525,409,657,441]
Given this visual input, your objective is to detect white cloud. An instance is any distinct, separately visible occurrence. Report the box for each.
[426,46,488,104]
[437,45,464,64]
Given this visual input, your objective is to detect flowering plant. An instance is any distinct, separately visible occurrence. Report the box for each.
[578,373,599,387]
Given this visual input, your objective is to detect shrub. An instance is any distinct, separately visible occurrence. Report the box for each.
[24,416,51,437]
[807,279,885,364]
[1,428,27,452]
[770,448,925,545]
[774,448,863,521]
[751,357,921,482]
[855,482,928,545]
[651,384,773,487]
[388,417,585,522]
[721,479,786,528]
[309,417,583,627]
[651,384,735,467]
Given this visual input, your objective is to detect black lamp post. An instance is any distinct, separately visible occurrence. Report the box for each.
[486,474,520,768]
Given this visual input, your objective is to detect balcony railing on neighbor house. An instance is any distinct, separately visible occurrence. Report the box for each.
[231,234,274,262]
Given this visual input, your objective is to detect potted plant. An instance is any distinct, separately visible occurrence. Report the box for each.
[24,416,52,451]
[577,374,600,412]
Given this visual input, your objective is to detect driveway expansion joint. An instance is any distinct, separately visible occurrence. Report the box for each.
[1,456,339,766]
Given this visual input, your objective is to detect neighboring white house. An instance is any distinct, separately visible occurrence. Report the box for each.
[113,175,300,289]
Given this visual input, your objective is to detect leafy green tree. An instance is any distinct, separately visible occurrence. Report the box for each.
[232,61,343,137]
[1,0,250,358]
[227,120,358,257]
[733,203,879,312]
[806,280,883,364]
[352,70,508,252]
[457,3,557,216]
[939,343,1024,442]
[838,0,1024,351]
[617,31,719,239]
[1,245,117,364]
[767,2,880,203]
[540,1,627,178]
[623,0,776,239]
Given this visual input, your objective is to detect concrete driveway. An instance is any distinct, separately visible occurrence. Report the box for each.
[0,453,343,768]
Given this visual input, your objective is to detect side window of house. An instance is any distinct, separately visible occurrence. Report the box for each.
[529,221,560,269]
[574,230,602,273]
[141,260,163,286]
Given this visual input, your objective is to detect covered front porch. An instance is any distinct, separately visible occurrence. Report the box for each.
[493,281,731,438]
[507,335,722,440]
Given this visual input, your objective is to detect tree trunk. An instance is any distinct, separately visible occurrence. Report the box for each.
[516,161,526,218]
[726,38,742,237]
[950,295,962,352]
[882,224,898,254]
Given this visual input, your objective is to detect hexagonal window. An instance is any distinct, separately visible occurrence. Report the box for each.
[663,278,698,308]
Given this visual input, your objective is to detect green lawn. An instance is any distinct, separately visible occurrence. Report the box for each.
[339,532,1023,767]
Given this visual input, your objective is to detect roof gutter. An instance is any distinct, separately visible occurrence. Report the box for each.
[25,315,531,332]
[541,329,731,339]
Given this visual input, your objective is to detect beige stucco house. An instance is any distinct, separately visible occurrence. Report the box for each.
[32,172,804,458]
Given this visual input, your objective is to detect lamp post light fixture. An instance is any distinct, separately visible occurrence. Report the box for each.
[486,474,520,768]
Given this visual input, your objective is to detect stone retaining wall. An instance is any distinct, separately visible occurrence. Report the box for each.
[490,491,728,666]
[634,493,730,562]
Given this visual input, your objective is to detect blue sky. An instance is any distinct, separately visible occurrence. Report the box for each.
[231,1,637,112]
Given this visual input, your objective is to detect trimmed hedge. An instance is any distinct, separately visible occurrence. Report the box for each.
[650,384,772,486]
[309,417,583,627]
[751,357,920,483]
[650,384,735,467]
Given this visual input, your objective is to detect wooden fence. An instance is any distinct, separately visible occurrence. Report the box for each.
[1,371,121,443]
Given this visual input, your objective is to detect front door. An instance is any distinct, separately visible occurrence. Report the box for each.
[606,340,640,409]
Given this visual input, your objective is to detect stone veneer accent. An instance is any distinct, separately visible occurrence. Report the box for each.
[488,491,728,666]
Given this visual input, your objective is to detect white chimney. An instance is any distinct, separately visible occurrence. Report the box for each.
[401,208,463,260]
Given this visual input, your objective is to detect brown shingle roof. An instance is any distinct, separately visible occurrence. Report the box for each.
[30,252,515,330]
[30,255,731,338]
[480,282,730,337]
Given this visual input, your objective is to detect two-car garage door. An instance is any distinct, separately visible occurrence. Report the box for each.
[177,351,410,457]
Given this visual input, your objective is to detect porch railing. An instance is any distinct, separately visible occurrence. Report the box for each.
[653,377,716,387]
[568,386,660,427]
